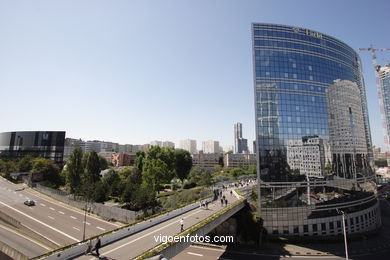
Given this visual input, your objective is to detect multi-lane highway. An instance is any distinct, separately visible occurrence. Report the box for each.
[0,223,49,258]
[0,177,122,252]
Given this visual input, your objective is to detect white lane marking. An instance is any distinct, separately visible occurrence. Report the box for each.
[48,216,55,220]
[86,222,91,225]
[0,223,52,250]
[19,194,22,197]
[73,227,80,231]
[40,203,46,207]
[58,211,65,215]
[49,207,55,211]
[70,216,77,220]
[0,201,79,242]
[188,252,203,257]
[25,189,121,228]
[95,209,204,258]
[96,226,105,231]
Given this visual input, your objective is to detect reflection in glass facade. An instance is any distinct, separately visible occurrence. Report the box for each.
[379,65,390,147]
[252,23,380,237]
[0,131,65,164]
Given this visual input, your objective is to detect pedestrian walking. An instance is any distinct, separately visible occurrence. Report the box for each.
[225,199,228,207]
[230,190,233,196]
[205,201,209,209]
[220,198,223,207]
[180,218,184,232]
[94,238,101,257]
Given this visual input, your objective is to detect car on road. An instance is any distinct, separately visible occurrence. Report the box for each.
[24,199,35,206]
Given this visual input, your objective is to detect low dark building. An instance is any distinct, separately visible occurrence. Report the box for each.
[0,131,65,164]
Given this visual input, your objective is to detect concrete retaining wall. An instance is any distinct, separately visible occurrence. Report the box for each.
[39,197,215,260]
[0,240,28,260]
[156,201,246,259]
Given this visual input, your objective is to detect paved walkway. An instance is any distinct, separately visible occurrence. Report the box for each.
[76,189,239,259]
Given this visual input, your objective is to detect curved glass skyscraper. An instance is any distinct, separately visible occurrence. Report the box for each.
[252,23,380,237]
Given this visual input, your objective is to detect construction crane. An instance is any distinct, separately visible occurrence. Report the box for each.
[359,45,390,152]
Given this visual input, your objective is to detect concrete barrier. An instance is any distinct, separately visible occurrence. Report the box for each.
[0,210,21,228]
[0,240,28,260]
[38,197,214,260]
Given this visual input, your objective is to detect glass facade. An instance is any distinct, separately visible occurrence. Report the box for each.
[380,65,390,147]
[0,131,65,164]
[252,23,379,237]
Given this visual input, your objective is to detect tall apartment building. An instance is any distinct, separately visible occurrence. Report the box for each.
[379,64,390,150]
[162,141,175,148]
[202,140,219,154]
[179,139,197,154]
[150,140,163,147]
[234,122,249,153]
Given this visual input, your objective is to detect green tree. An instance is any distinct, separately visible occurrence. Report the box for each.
[0,160,16,179]
[198,171,212,187]
[17,156,34,172]
[91,180,107,202]
[134,151,145,172]
[98,156,109,171]
[102,169,121,197]
[174,149,192,183]
[83,151,101,184]
[82,151,101,199]
[31,158,61,186]
[65,147,83,193]
[142,158,170,192]
[230,168,245,178]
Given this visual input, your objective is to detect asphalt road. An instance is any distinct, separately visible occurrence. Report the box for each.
[75,190,239,260]
[0,223,49,258]
[0,177,121,248]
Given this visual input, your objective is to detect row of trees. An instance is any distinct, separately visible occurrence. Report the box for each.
[63,146,193,210]
[0,156,61,186]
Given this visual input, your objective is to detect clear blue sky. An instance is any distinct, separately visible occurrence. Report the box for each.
[1,0,390,151]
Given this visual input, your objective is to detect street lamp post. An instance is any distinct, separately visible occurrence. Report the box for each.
[337,209,349,260]
[82,202,89,241]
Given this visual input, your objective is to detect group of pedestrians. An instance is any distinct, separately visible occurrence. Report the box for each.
[199,200,209,209]
[219,193,228,207]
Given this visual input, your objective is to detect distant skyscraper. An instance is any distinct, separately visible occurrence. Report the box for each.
[380,64,390,150]
[179,139,197,154]
[234,122,248,153]
[150,140,163,147]
[162,141,175,148]
[202,140,220,154]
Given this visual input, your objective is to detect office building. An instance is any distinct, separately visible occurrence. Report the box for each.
[192,152,220,169]
[223,153,256,169]
[234,122,249,153]
[179,139,197,154]
[202,140,220,154]
[379,64,390,148]
[0,131,65,164]
[252,23,379,237]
